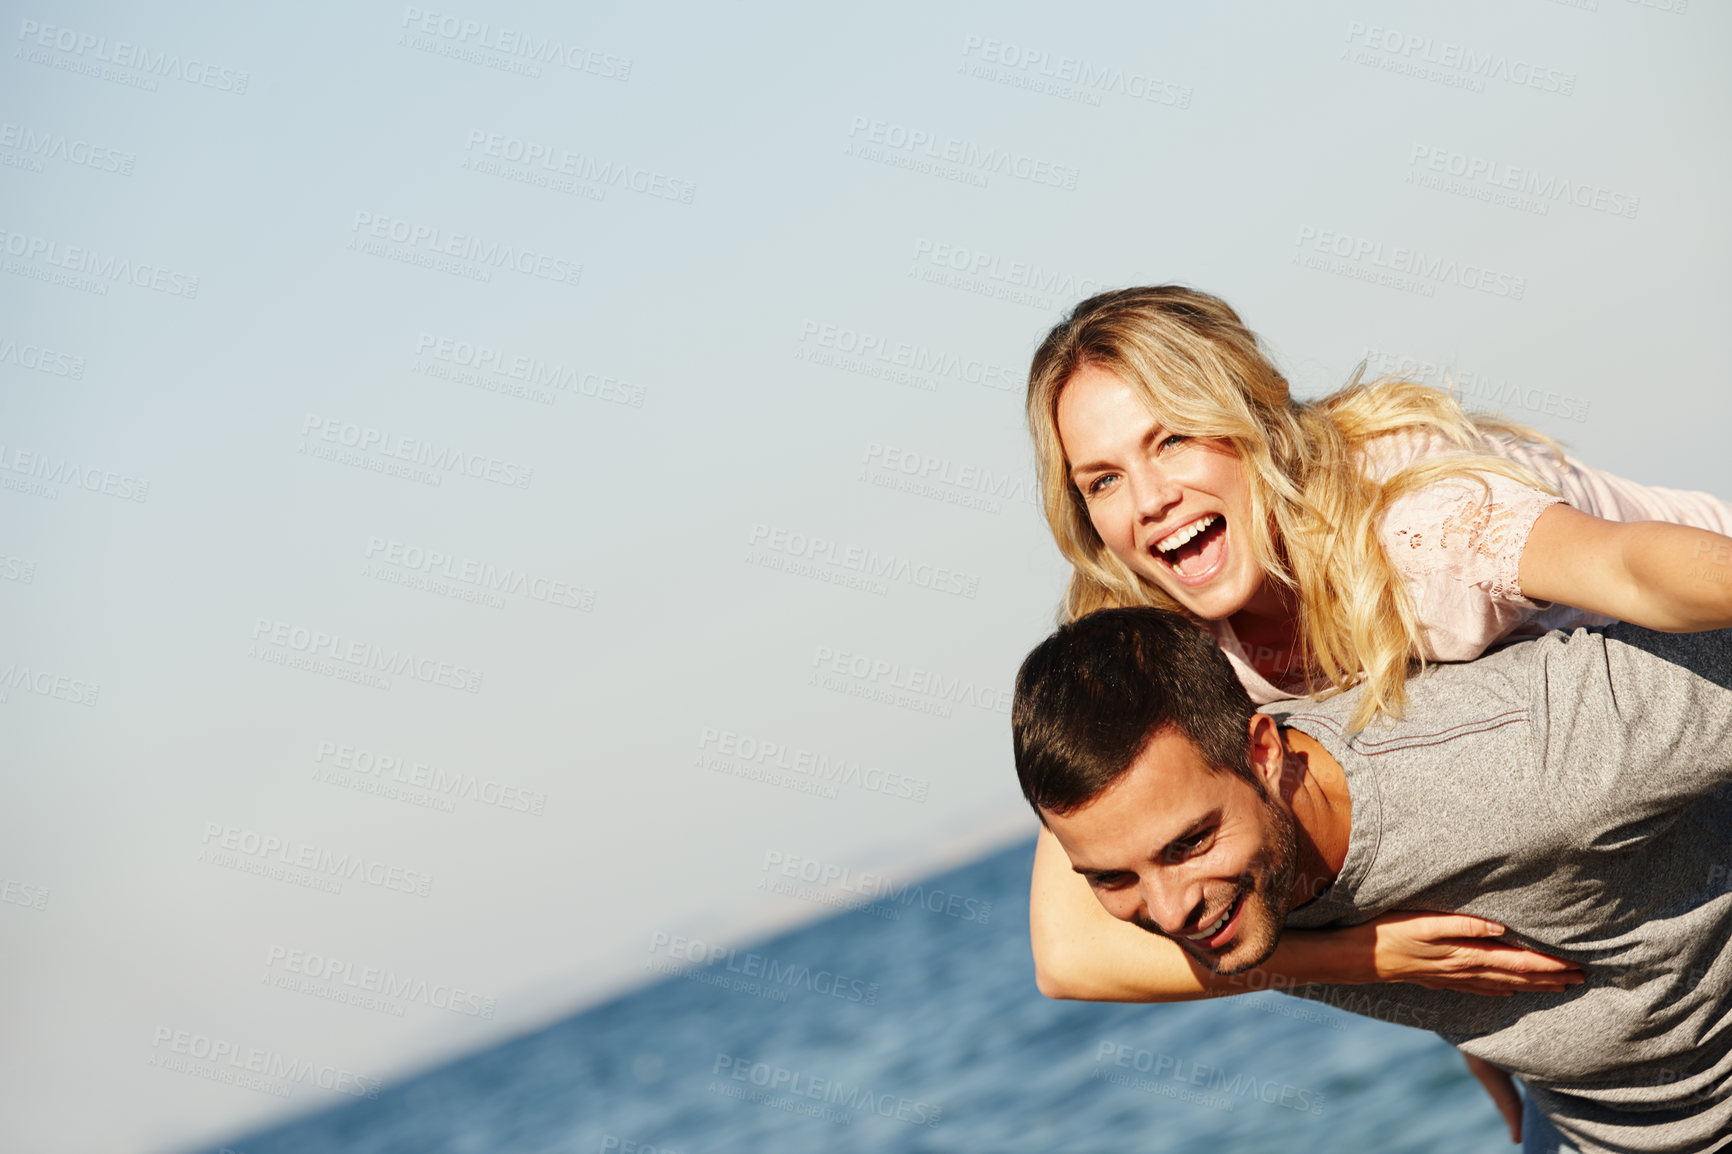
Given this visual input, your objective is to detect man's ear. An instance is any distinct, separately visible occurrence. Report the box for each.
[1246,713,1285,794]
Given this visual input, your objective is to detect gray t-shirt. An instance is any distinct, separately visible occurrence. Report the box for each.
[1268,624,1732,1153]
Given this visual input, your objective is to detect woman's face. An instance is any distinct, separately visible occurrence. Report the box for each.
[1055,363,1264,622]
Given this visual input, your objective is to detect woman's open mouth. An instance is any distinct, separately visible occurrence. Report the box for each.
[1152,514,1228,582]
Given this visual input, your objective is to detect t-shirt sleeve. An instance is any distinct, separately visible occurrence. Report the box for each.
[1535,624,1732,827]
[1379,471,1564,661]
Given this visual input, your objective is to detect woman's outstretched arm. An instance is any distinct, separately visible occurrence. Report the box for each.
[1520,506,1732,631]
[1030,825,1583,1002]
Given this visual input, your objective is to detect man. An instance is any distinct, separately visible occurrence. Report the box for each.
[1012,607,1732,1153]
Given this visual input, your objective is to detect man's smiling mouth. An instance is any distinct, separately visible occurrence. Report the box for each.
[1182,889,1245,948]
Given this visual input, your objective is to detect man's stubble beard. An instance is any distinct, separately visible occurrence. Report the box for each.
[1132,791,1300,975]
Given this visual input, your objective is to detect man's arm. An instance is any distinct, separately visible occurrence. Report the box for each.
[1030,826,1582,1001]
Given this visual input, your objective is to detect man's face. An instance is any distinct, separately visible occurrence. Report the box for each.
[1041,723,1298,975]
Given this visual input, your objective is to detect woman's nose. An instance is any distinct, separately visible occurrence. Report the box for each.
[1127,464,1181,523]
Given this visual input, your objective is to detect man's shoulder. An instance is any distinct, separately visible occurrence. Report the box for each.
[1266,624,1732,742]
[1262,637,1543,749]
[1591,622,1732,694]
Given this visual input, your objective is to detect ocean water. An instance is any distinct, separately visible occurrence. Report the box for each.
[205,840,1511,1154]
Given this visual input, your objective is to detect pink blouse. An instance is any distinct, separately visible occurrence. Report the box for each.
[1213,428,1732,705]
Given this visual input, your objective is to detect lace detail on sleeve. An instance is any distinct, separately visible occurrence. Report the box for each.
[1387,483,1560,601]
[1381,475,1564,660]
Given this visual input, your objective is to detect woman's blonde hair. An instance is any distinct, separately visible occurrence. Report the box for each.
[1027,285,1561,728]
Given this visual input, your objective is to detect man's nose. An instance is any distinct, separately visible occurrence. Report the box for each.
[1140,872,1203,937]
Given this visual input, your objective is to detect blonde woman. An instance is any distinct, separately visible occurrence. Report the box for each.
[1024,286,1732,1139]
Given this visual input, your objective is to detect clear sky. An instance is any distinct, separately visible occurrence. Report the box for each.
[2,1,1727,1150]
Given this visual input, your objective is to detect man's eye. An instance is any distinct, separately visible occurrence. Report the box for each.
[1166,834,1209,862]
[1091,873,1133,889]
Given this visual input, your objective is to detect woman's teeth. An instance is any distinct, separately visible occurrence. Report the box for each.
[1156,514,1219,556]
[1156,512,1226,571]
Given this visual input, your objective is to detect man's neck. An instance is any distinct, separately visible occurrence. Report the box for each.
[1275,725,1352,910]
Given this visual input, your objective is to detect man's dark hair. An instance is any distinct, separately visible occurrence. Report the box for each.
[1013,608,1259,816]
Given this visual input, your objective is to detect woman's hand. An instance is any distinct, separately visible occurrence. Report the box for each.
[1316,911,1584,994]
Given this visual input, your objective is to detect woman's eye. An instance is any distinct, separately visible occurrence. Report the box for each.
[1159,434,1189,451]
[1085,473,1118,497]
